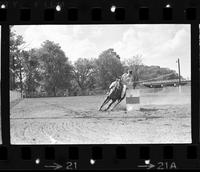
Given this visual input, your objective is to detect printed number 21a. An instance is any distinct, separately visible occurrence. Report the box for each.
[157,162,177,169]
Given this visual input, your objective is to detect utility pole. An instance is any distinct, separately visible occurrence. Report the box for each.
[177,58,182,93]
[177,58,181,86]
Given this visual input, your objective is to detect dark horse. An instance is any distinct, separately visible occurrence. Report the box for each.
[99,80,127,111]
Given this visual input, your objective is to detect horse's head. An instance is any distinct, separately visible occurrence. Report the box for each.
[128,70,133,75]
[116,78,120,83]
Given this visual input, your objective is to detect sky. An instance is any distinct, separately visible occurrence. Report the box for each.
[12,24,191,79]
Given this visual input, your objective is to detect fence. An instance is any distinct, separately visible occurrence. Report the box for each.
[126,86,191,111]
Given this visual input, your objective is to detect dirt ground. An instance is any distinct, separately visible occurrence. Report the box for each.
[10,88,191,144]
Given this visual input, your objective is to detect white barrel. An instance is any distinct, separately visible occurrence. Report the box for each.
[126,89,140,111]
[178,85,182,93]
[10,90,22,102]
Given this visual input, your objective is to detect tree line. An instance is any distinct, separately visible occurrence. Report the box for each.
[10,29,181,97]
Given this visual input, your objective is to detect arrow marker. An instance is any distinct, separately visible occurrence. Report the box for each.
[138,160,155,169]
[44,163,63,170]
[147,163,155,169]
[138,165,148,168]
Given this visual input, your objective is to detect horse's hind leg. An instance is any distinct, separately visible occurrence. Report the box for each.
[105,100,116,111]
[111,100,121,111]
[99,97,110,111]
[111,92,126,111]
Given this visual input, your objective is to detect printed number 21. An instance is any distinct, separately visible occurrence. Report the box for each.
[66,162,77,170]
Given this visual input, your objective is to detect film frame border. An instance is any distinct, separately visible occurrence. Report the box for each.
[0,0,199,170]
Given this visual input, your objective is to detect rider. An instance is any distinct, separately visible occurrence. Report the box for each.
[121,70,132,85]
[106,70,133,96]
[119,70,133,98]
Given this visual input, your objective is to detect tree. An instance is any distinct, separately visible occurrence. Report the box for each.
[10,28,26,94]
[96,48,124,89]
[22,49,42,97]
[72,58,96,95]
[38,40,73,96]
[125,55,143,89]
[140,65,183,82]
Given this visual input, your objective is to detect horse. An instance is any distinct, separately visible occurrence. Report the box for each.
[99,79,127,111]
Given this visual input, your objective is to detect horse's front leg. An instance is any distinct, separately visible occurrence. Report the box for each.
[99,97,110,111]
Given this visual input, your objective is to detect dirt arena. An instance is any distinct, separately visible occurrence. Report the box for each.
[10,86,191,144]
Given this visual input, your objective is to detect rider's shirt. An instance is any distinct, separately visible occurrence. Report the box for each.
[121,73,132,85]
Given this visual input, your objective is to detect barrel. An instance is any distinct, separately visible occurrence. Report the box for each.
[126,89,140,111]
